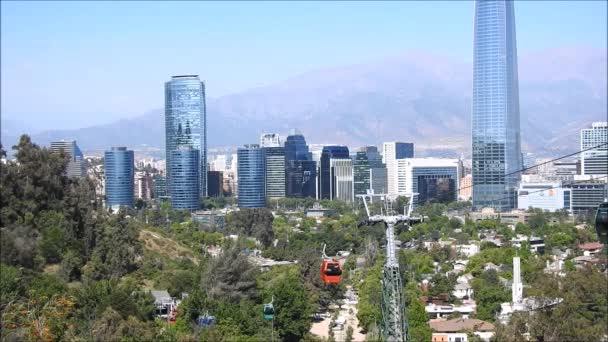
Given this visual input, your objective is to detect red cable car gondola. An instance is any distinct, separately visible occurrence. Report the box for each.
[320,244,342,284]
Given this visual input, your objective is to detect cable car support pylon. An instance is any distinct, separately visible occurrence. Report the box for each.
[358,193,423,342]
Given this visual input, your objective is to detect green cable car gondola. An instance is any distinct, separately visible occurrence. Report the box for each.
[263,304,274,320]
[263,296,275,320]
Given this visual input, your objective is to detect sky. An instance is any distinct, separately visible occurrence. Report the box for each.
[1,1,606,132]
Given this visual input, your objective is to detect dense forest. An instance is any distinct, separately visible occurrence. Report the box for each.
[1,135,606,342]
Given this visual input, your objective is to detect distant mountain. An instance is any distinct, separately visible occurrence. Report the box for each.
[2,46,605,156]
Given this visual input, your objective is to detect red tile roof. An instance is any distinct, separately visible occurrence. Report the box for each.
[578,242,604,250]
[429,318,495,333]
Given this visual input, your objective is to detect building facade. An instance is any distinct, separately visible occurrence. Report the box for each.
[472,0,522,210]
[207,171,223,197]
[237,145,266,208]
[319,146,349,199]
[284,130,311,162]
[370,167,388,195]
[353,151,371,196]
[134,171,154,200]
[153,175,169,200]
[396,158,459,206]
[165,75,207,201]
[286,160,317,198]
[581,122,608,176]
[566,180,608,214]
[264,146,286,199]
[331,158,354,202]
[383,142,414,196]
[517,182,571,212]
[169,147,200,210]
[104,147,134,210]
[50,140,86,178]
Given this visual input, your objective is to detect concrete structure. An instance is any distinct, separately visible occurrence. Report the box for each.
[472,0,522,210]
[164,75,207,199]
[50,140,86,178]
[382,142,414,196]
[104,147,134,210]
[581,122,607,176]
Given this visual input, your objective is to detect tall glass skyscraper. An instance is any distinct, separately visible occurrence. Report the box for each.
[264,146,286,199]
[284,130,311,162]
[104,147,134,210]
[237,144,266,208]
[472,0,522,210]
[353,151,371,196]
[165,75,207,207]
[169,146,200,210]
[50,140,86,178]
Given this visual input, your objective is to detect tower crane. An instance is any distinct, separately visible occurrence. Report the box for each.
[357,192,423,342]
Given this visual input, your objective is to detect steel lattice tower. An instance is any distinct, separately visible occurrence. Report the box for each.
[358,194,422,342]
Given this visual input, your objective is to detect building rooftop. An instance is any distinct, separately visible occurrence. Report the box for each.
[578,242,604,250]
[429,318,495,333]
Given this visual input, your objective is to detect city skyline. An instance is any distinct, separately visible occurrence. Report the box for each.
[1,1,606,131]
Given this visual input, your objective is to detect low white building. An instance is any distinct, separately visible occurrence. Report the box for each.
[455,243,480,257]
[452,282,474,300]
[425,303,476,319]
[430,318,495,342]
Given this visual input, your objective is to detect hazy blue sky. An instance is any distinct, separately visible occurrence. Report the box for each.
[1,1,606,131]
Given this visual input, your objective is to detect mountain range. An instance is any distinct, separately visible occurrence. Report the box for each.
[2,46,606,157]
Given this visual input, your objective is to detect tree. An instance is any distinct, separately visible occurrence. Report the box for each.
[264,268,314,341]
[202,242,259,301]
[408,297,432,342]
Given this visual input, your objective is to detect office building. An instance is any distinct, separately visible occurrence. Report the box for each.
[169,146,200,210]
[222,170,236,196]
[383,142,414,196]
[517,182,571,212]
[319,146,349,199]
[210,155,228,172]
[396,158,459,206]
[362,146,383,167]
[153,175,169,200]
[581,122,608,176]
[459,174,473,201]
[260,133,281,148]
[50,140,86,178]
[353,151,371,196]
[286,160,317,198]
[237,144,266,208]
[370,167,388,195]
[104,147,134,210]
[565,180,608,214]
[165,75,207,200]
[472,0,522,210]
[134,172,154,200]
[207,171,223,197]
[284,129,311,162]
[191,210,226,229]
[264,146,286,199]
[331,158,354,202]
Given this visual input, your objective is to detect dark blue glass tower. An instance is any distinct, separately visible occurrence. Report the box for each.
[104,147,134,210]
[237,144,266,208]
[165,75,207,207]
[319,146,349,199]
[169,146,200,210]
[285,130,311,162]
[472,0,522,210]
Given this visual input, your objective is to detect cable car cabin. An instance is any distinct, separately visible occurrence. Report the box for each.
[321,260,343,284]
[263,304,275,320]
[596,202,608,244]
